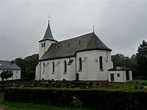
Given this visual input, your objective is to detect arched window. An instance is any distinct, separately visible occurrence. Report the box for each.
[64,60,67,73]
[52,62,55,73]
[43,63,45,74]
[99,56,103,70]
[79,57,82,71]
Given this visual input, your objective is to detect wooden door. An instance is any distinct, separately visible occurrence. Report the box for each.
[126,70,130,80]
[110,74,114,82]
[76,73,79,81]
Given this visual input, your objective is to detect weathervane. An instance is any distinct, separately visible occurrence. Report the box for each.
[93,25,95,33]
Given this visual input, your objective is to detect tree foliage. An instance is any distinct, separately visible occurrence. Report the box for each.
[111,53,137,78]
[0,71,13,81]
[136,40,147,79]
[15,54,39,79]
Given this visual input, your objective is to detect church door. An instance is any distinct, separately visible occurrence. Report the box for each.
[126,70,130,80]
[110,74,114,82]
[76,73,79,81]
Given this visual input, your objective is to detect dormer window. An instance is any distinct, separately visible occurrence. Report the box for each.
[56,46,59,49]
[67,43,69,47]
[77,40,80,44]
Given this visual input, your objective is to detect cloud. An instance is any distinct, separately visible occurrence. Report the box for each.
[0,0,147,60]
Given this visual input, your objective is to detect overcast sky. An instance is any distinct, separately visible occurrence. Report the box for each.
[0,0,147,60]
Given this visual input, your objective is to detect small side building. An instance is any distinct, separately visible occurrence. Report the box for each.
[108,66,132,82]
[0,60,21,81]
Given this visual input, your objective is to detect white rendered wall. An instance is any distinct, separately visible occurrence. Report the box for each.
[0,70,21,81]
[38,57,75,80]
[108,71,125,82]
[36,50,113,81]
[76,50,113,81]
[39,40,56,59]
[35,63,41,80]
[108,70,132,82]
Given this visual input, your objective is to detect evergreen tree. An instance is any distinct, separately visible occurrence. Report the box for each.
[136,40,147,79]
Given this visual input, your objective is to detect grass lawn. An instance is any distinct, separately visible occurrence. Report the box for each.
[116,80,147,91]
[0,101,89,110]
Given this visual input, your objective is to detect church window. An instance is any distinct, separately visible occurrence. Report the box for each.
[43,63,45,74]
[117,73,120,77]
[99,56,103,71]
[52,62,55,73]
[41,43,43,47]
[64,60,67,73]
[79,57,82,71]
[106,51,108,60]
[67,43,69,47]
[77,40,80,44]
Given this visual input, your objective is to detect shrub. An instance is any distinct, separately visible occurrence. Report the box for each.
[5,88,147,110]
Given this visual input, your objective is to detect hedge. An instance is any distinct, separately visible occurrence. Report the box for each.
[5,88,147,110]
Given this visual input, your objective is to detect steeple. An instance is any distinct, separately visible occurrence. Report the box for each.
[40,21,56,42]
[39,21,57,59]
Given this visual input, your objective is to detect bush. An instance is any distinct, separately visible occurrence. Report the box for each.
[5,88,147,110]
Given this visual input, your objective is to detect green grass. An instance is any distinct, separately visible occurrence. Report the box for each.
[0,101,89,110]
[116,80,147,91]
[132,79,147,84]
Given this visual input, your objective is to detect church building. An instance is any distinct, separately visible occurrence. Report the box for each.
[35,22,132,82]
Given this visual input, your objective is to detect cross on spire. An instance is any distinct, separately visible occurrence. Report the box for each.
[48,13,50,23]
[93,25,95,33]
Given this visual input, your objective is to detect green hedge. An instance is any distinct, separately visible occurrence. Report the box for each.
[5,88,147,110]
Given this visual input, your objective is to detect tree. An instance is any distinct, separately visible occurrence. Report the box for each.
[24,54,39,79]
[15,58,25,78]
[129,54,138,78]
[136,40,147,79]
[112,53,138,78]
[0,71,13,81]
[111,53,130,68]
[15,54,39,79]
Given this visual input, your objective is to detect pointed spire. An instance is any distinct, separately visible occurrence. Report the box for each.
[93,25,95,33]
[40,21,57,42]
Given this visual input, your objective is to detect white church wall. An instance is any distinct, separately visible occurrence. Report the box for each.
[39,40,56,59]
[35,63,41,80]
[39,57,76,80]
[76,50,113,81]
[36,49,113,81]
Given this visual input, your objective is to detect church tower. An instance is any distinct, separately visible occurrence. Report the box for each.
[39,21,57,59]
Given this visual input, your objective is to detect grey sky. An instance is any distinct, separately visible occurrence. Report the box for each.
[0,0,147,60]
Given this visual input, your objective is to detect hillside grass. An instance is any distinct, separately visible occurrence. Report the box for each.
[0,101,89,110]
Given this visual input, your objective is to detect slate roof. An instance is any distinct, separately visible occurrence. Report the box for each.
[40,32,112,61]
[0,60,21,70]
[39,22,57,42]
[108,66,130,71]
